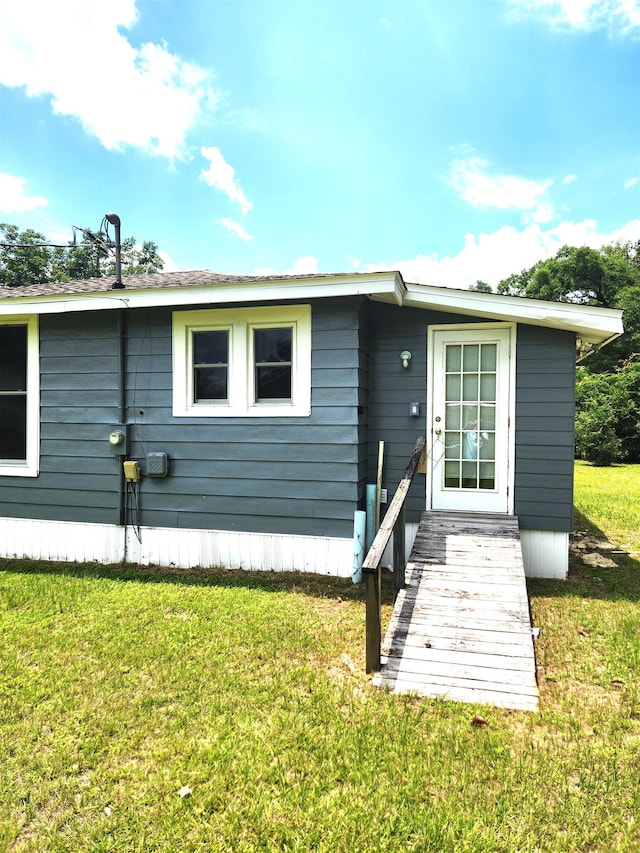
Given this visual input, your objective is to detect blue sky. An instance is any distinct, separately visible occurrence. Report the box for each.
[0,0,638,287]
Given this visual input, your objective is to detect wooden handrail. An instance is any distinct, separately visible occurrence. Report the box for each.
[363,435,425,673]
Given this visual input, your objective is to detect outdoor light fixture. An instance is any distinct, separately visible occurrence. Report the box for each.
[400,350,412,369]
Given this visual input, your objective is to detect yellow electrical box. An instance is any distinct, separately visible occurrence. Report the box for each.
[123,460,141,482]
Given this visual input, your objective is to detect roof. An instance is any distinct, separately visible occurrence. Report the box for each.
[0,268,623,350]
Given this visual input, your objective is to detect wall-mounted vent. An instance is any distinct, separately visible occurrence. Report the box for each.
[146,452,169,477]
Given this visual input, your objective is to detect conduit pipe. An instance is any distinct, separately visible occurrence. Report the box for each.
[352,510,367,584]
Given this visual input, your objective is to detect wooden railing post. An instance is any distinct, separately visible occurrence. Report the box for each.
[365,565,381,673]
[363,436,425,674]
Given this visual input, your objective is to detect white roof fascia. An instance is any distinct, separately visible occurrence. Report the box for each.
[0,271,405,317]
[401,282,624,347]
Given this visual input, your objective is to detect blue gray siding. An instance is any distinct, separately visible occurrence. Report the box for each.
[366,304,493,524]
[514,325,576,531]
[0,311,122,524]
[127,298,362,536]
[366,306,577,532]
[0,296,578,540]
[366,303,429,522]
[0,299,364,538]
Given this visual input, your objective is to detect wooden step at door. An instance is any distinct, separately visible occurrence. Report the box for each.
[373,511,539,712]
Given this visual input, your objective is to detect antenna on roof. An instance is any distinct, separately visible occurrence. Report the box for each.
[104,213,123,289]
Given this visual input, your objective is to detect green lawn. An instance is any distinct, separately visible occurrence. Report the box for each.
[1,466,639,852]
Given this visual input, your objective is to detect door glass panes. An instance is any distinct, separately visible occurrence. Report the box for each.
[443,342,497,491]
[0,325,28,461]
[193,330,229,402]
[254,327,292,401]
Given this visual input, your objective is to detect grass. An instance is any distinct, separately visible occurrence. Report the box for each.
[574,460,640,554]
[0,465,639,852]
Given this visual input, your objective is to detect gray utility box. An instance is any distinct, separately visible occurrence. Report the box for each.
[146,452,169,478]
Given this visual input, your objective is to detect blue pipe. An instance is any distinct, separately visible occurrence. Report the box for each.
[352,510,367,584]
[365,483,377,550]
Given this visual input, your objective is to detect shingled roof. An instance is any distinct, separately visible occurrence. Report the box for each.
[0,267,623,350]
[0,269,367,299]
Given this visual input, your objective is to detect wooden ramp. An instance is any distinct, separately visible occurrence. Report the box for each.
[373,512,539,712]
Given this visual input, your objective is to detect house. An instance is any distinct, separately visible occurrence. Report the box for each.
[0,270,623,579]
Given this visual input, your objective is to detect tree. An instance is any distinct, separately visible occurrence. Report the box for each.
[469,280,493,293]
[0,224,64,286]
[0,223,164,287]
[498,241,640,464]
[575,360,640,465]
[497,242,640,372]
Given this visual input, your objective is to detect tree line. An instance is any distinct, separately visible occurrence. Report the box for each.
[480,241,639,465]
[0,223,164,287]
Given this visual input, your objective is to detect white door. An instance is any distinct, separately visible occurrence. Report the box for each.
[429,326,513,513]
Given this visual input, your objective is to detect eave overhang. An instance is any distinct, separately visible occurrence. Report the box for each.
[0,270,406,316]
[400,282,624,349]
[0,269,623,350]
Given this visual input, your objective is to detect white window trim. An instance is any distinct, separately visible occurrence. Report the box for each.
[0,314,40,477]
[172,305,311,417]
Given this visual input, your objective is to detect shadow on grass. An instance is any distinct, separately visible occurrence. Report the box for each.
[0,555,397,606]
[527,507,640,604]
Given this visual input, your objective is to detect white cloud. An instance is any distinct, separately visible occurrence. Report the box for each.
[450,155,554,221]
[159,250,179,272]
[506,0,640,36]
[200,147,253,216]
[367,218,640,289]
[0,0,216,158]
[218,218,253,241]
[253,256,319,276]
[624,176,639,189]
[562,173,578,184]
[0,173,48,212]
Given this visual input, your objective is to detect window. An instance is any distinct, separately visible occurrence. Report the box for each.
[0,316,39,477]
[172,305,311,417]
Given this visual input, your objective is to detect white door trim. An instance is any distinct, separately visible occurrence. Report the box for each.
[426,322,516,514]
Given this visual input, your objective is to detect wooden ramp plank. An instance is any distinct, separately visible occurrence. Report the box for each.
[373,512,539,712]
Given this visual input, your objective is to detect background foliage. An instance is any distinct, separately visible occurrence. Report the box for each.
[497,241,640,464]
[0,223,163,287]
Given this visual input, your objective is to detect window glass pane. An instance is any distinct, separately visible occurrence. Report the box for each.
[0,396,27,460]
[480,373,496,401]
[479,462,495,489]
[461,461,478,488]
[479,433,496,461]
[444,432,460,459]
[479,404,495,431]
[193,330,228,365]
[463,345,479,372]
[254,328,292,363]
[445,374,460,401]
[444,461,460,488]
[481,344,497,371]
[195,367,227,401]
[254,328,292,401]
[256,366,292,400]
[462,374,478,401]
[463,429,482,460]
[0,326,27,392]
[445,403,461,430]
[193,330,228,402]
[462,404,478,427]
[445,345,461,372]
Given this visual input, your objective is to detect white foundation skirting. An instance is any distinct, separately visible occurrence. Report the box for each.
[0,516,568,580]
[519,529,569,580]
[0,517,354,577]
[387,524,568,580]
